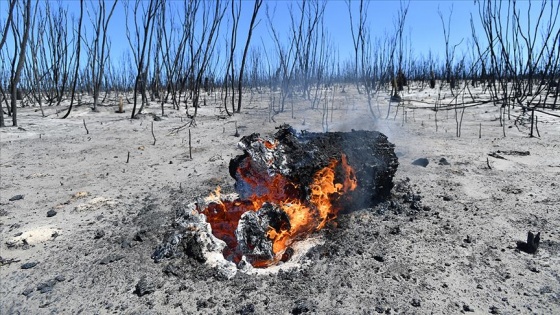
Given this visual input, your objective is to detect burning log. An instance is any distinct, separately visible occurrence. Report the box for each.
[229,124,398,212]
[154,124,398,270]
[205,124,398,267]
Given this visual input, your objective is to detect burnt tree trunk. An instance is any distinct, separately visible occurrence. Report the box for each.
[154,124,399,268]
[230,124,399,212]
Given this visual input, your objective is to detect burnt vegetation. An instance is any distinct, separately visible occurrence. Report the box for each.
[0,0,558,129]
[2,2,560,314]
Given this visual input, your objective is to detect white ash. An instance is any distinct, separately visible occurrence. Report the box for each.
[153,194,321,279]
[238,137,290,176]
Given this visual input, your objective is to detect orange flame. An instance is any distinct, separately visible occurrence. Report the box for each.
[200,154,357,267]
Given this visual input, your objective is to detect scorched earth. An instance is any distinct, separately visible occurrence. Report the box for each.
[1,85,560,314]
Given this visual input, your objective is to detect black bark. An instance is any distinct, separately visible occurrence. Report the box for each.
[230,124,399,211]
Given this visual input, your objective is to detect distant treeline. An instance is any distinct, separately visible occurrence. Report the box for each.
[1,0,558,126]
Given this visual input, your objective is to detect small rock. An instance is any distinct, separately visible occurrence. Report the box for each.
[489,306,500,314]
[9,195,24,201]
[133,230,148,242]
[412,158,429,167]
[55,275,66,282]
[529,266,540,273]
[463,304,474,312]
[134,276,155,297]
[411,298,421,307]
[443,195,453,201]
[389,226,401,235]
[438,157,450,165]
[99,254,125,265]
[373,255,384,262]
[21,262,39,269]
[291,299,312,314]
[37,279,57,294]
[94,229,105,239]
[22,287,34,297]
[464,235,472,243]
[46,209,57,217]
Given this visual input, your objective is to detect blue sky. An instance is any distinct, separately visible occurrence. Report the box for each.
[0,0,549,70]
[290,0,477,60]
[119,0,479,62]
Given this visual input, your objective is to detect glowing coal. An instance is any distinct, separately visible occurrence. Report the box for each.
[153,124,398,271]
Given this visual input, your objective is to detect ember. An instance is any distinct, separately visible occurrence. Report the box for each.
[197,124,398,267]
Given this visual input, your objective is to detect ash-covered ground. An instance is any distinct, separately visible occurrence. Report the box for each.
[1,85,559,314]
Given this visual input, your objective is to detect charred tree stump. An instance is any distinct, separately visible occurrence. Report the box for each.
[224,125,398,265]
[516,231,540,254]
[155,124,399,268]
[230,124,399,212]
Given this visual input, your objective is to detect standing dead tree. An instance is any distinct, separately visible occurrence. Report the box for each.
[476,0,560,115]
[438,4,464,93]
[5,0,33,127]
[0,0,16,127]
[84,0,117,112]
[236,0,263,113]
[62,0,85,119]
[245,47,264,91]
[150,3,164,107]
[266,3,296,113]
[126,0,161,118]
[223,0,241,116]
[382,1,409,119]
[309,16,335,111]
[347,0,382,118]
[153,0,171,115]
[266,0,327,114]
[288,0,326,103]
[223,0,263,115]
[23,0,45,116]
[40,1,73,107]
[390,1,409,101]
[188,0,227,119]
[158,0,195,111]
[346,0,368,94]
